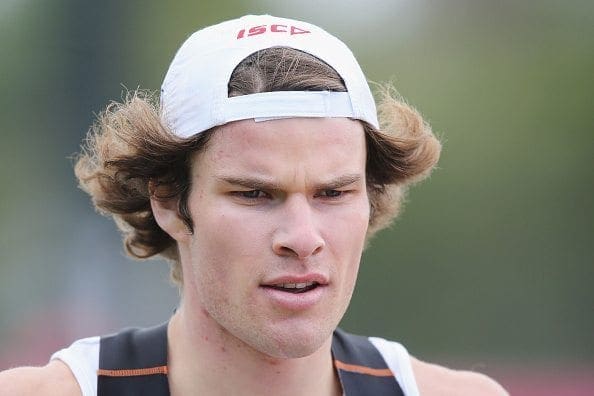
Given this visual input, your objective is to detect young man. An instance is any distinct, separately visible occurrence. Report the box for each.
[0,15,507,395]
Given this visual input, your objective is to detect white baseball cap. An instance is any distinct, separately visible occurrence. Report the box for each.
[160,14,378,138]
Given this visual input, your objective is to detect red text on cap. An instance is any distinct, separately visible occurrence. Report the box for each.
[237,24,311,39]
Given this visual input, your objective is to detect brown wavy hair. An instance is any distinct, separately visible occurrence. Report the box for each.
[75,47,441,286]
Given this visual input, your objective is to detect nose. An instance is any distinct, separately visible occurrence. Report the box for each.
[272,195,325,259]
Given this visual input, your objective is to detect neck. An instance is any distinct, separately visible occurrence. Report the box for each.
[167,303,342,396]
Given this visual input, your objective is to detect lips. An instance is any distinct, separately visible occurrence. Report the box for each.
[261,274,328,294]
[260,274,328,311]
[267,281,319,294]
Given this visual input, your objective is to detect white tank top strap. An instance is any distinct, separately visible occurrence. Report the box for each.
[368,336,420,396]
[50,336,100,396]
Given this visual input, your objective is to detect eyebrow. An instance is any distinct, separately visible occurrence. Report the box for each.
[216,173,363,191]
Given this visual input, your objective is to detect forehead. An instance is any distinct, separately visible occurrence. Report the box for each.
[195,118,366,180]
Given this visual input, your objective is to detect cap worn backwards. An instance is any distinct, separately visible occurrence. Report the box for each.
[160,14,378,138]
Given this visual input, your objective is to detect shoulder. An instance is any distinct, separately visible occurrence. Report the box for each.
[411,357,508,396]
[0,360,81,396]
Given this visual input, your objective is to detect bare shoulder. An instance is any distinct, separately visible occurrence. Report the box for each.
[0,360,81,396]
[411,356,508,396]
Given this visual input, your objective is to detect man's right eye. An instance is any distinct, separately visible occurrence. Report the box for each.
[236,190,267,199]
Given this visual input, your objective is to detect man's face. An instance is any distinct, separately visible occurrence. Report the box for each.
[180,117,369,359]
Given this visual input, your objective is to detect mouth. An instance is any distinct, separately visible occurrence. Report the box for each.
[263,281,320,294]
[260,275,328,310]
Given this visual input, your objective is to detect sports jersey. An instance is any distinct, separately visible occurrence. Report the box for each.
[51,323,419,395]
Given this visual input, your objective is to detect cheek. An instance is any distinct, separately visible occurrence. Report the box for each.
[189,204,271,284]
[204,204,272,251]
[323,202,370,251]
[321,204,368,283]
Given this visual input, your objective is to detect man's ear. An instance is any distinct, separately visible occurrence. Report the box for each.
[150,183,190,242]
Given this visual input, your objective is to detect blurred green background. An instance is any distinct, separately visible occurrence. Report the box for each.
[1,0,592,392]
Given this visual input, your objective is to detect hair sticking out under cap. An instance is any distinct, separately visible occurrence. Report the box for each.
[75,19,441,287]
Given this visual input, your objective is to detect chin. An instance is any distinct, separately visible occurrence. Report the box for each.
[249,322,335,360]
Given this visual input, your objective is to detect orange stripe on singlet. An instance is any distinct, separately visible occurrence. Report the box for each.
[98,361,392,378]
[97,366,168,377]
[334,359,394,377]
[97,360,394,377]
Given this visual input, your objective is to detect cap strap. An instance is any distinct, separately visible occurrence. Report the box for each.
[219,91,354,124]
